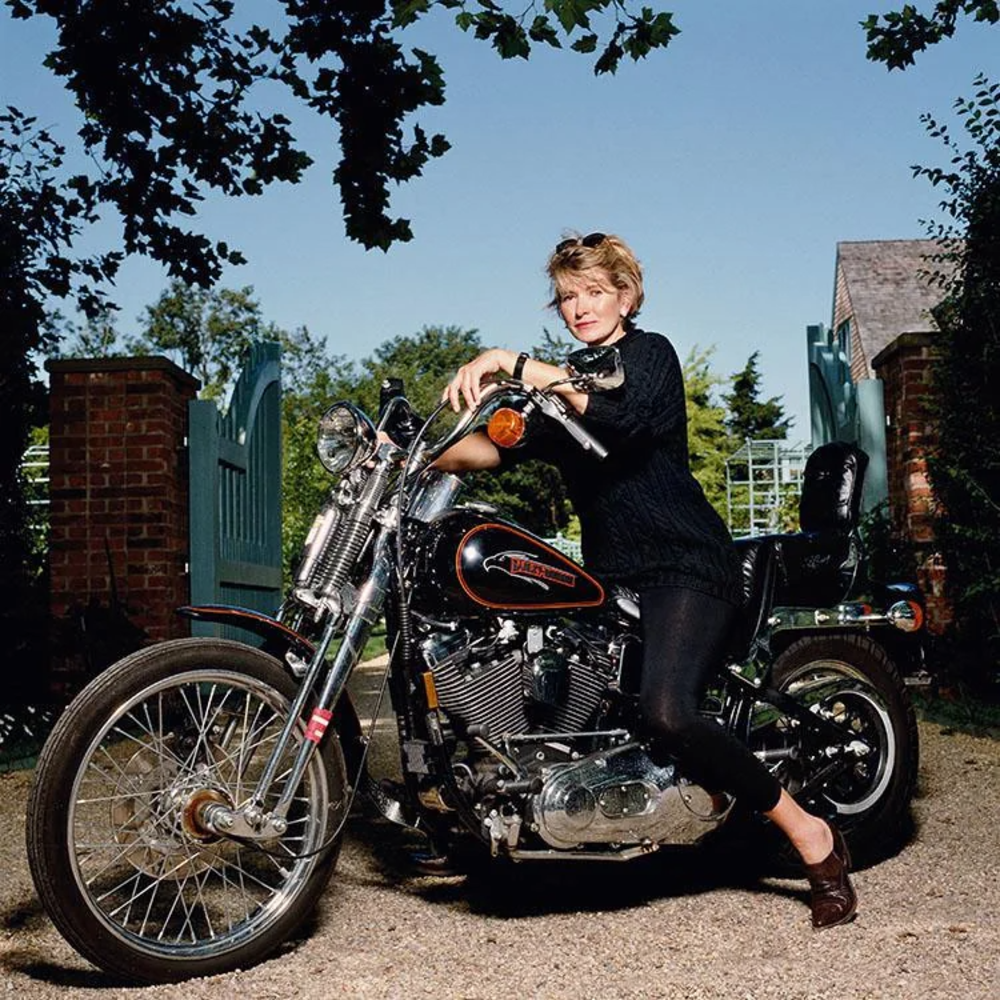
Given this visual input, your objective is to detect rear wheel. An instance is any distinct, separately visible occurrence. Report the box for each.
[751,633,918,864]
[26,638,347,984]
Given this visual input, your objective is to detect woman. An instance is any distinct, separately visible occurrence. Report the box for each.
[437,232,856,929]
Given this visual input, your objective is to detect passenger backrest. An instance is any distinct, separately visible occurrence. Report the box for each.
[798,442,869,535]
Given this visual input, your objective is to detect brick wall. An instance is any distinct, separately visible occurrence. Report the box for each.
[871,333,950,631]
[47,357,199,651]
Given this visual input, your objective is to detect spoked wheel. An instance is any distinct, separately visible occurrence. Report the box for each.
[26,639,347,984]
[750,633,918,864]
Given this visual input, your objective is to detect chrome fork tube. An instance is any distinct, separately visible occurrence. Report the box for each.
[252,528,395,819]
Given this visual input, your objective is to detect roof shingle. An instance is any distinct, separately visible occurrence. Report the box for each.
[837,239,954,370]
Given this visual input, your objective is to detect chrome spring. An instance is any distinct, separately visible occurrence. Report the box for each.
[295,503,341,589]
[311,464,393,597]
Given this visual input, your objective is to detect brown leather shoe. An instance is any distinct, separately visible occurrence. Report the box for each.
[803,823,857,929]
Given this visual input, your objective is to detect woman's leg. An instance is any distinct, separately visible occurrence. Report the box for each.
[638,585,783,813]
[637,584,856,926]
[765,788,833,862]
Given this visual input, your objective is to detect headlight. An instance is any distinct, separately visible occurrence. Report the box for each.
[316,402,377,475]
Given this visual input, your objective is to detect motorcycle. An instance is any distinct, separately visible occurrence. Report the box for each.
[26,346,921,983]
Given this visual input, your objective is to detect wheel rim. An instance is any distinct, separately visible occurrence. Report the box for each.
[754,659,896,817]
[67,669,341,962]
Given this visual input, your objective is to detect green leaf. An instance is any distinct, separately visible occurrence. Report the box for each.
[493,17,531,60]
[552,0,592,34]
[571,33,598,53]
[390,0,431,28]
[529,14,562,47]
[649,12,679,46]
[594,39,623,75]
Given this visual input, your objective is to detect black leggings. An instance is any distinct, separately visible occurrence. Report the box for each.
[638,585,783,813]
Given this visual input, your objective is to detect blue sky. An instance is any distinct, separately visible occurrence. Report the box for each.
[2,2,997,434]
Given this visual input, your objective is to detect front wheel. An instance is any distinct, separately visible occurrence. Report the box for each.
[26,638,347,984]
[751,633,918,865]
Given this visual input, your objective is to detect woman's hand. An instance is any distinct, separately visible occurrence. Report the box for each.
[441,348,515,413]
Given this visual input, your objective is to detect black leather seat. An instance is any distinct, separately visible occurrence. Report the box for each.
[730,442,868,658]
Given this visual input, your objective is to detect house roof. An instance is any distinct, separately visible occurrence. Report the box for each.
[837,239,953,365]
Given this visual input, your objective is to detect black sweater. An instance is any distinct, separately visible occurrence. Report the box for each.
[514,328,742,605]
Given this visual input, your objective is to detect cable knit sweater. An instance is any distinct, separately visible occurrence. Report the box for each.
[516,328,742,605]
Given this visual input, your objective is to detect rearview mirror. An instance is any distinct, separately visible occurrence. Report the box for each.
[566,346,625,391]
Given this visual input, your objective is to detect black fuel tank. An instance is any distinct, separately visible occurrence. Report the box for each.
[411,509,605,616]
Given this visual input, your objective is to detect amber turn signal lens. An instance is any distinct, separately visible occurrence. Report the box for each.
[487,407,526,448]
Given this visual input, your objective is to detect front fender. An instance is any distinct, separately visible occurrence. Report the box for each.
[177,604,316,656]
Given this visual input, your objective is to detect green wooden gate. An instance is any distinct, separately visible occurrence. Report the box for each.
[188,342,282,639]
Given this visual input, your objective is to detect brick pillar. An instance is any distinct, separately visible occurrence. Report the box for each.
[47,357,200,654]
[872,333,949,631]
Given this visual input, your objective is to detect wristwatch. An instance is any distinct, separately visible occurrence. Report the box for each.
[513,352,530,381]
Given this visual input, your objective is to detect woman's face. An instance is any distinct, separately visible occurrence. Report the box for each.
[556,268,631,347]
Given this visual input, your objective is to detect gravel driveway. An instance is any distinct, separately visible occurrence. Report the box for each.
[2,666,998,1000]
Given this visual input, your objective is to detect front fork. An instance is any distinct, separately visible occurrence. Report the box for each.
[200,529,394,841]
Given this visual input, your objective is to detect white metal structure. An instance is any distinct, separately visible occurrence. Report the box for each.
[726,439,810,538]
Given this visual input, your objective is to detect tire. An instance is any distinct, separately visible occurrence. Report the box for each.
[26,638,348,984]
[753,633,918,865]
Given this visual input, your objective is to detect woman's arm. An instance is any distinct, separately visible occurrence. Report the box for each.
[578,334,684,441]
[433,430,503,472]
[442,348,589,415]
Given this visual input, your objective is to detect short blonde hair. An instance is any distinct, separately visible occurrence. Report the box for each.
[546,232,645,321]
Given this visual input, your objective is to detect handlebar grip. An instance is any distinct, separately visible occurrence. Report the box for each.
[562,414,608,460]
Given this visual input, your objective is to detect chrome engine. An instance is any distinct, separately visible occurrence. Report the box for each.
[530,743,727,850]
[416,615,728,852]
[419,618,633,739]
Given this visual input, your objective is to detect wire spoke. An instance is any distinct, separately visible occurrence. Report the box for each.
[63,666,337,959]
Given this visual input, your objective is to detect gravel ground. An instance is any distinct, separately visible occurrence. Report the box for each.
[2,667,998,1000]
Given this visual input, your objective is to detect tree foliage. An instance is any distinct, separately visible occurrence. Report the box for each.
[917,75,1000,686]
[6,0,679,271]
[722,350,792,444]
[863,4,1000,687]
[682,345,729,513]
[0,108,118,681]
[137,282,327,400]
[58,280,329,401]
[863,1,1000,69]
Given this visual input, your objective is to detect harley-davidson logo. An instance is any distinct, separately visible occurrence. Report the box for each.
[482,551,577,591]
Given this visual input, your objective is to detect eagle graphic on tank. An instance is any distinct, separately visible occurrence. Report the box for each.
[411,509,605,614]
[482,550,577,590]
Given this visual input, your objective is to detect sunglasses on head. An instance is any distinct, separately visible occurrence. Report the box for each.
[555,232,606,254]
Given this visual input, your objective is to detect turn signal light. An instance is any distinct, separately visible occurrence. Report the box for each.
[487,407,526,448]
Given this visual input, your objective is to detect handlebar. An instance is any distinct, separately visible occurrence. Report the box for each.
[408,378,609,473]
[559,413,609,460]
[532,391,609,460]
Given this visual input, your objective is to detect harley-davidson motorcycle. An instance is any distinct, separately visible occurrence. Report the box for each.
[26,348,921,983]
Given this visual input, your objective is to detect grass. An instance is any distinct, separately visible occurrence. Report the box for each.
[361,623,388,662]
[911,687,1000,740]
[328,621,387,664]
